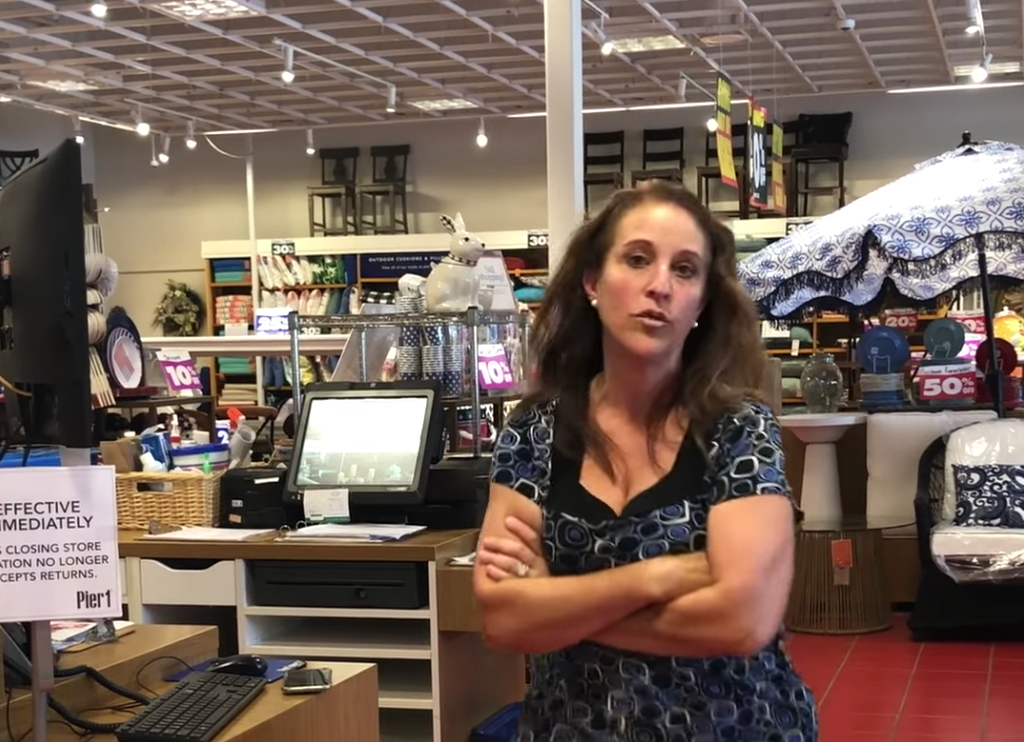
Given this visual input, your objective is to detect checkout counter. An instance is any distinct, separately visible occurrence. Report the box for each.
[117,381,525,742]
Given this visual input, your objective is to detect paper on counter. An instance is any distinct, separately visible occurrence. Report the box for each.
[141,527,276,542]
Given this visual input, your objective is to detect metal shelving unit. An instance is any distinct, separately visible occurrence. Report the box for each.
[286,307,531,455]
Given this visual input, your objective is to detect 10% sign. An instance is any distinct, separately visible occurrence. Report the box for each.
[917,364,977,402]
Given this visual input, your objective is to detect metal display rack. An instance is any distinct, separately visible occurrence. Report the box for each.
[286,308,531,455]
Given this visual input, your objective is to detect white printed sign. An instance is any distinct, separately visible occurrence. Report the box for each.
[0,466,121,622]
[473,252,517,311]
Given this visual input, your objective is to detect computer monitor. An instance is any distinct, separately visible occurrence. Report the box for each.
[0,139,91,449]
[285,381,445,513]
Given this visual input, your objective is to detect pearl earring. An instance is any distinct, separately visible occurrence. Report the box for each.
[693,320,699,328]
[589,296,598,308]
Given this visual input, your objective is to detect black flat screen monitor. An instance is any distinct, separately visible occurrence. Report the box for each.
[285,381,445,509]
[0,139,90,448]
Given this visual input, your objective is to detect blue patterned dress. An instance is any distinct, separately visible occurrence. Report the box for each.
[489,399,817,742]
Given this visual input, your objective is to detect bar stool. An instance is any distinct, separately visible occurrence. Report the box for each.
[631,127,685,186]
[307,147,360,236]
[789,112,852,217]
[356,145,410,235]
[583,131,625,211]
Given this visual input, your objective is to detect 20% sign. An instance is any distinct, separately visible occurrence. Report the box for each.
[882,309,918,332]
[917,365,977,402]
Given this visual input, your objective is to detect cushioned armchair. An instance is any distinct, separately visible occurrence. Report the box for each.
[909,419,1024,639]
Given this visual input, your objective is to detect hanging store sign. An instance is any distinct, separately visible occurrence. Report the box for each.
[715,74,738,189]
[771,120,787,213]
[747,101,768,210]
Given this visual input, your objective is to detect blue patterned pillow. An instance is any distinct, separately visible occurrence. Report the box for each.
[952,464,1024,528]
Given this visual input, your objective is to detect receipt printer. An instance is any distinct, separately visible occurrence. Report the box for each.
[219,468,298,529]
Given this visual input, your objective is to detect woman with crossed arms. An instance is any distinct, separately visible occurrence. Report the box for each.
[473,182,816,742]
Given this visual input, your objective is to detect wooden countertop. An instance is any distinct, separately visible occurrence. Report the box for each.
[2,624,378,742]
[45,662,379,742]
[4,624,220,739]
[118,528,478,562]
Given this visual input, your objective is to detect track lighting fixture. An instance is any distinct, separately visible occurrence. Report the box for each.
[185,121,197,150]
[475,118,488,148]
[149,136,159,168]
[72,115,84,144]
[281,45,295,84]
[706,117,718,133]
[970,52,993,83]
[964,0,984,35]
[90,2,107,18]
[133,110,149,137]
[677,74,688,101]
[386,85,397,113]
[158,135,171,164]
[305,128,315,156]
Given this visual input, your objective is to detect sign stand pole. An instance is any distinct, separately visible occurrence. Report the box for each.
[30,620,54,742]
[27,447,95,742]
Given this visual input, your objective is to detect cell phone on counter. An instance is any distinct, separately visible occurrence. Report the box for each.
[282,667,332,695]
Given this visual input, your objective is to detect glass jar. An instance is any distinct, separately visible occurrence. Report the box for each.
[800,352,844,413]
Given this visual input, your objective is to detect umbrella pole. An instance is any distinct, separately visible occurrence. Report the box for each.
[974,233,1005,418]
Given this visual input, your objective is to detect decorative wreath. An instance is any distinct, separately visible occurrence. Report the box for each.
[153,280,205,336]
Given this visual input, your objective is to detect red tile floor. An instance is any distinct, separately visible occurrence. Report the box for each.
[788,614,1024,742]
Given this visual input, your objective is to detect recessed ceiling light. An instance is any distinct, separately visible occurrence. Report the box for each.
[408,98,478,111]
[27,80,102,92]
[155,0,261,21]
[607,35,685,53]
[953,60,1019,77]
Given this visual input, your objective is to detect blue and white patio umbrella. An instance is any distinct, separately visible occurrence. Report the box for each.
[736,140,1024,416]
[737,141,1024,321]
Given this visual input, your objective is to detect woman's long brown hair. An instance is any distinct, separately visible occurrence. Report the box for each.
[522,181,765,473]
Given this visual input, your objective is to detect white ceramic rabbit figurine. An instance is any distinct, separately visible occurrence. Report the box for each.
[424,212,493,313]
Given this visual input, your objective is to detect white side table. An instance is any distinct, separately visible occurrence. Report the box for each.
[780,413,867,521]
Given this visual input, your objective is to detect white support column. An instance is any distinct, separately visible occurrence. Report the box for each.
[543,0,584,274]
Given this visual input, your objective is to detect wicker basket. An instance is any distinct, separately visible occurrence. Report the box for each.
[116,471,223,529]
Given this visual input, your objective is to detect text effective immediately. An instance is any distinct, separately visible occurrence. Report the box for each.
[0,500,93,532]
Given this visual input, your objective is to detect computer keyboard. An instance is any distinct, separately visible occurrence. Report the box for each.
[115,671,267,742]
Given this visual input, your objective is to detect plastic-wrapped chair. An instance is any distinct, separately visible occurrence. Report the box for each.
[908,424,1024,640]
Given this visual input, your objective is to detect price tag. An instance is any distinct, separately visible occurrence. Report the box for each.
[918,367,977,402]
[476,344,515,391]
[271,240,296,256]
[155,350,202,394]
[883,309,918,332]
[255,308,290,336]
[831,538,852,587]
[526,230,549,249]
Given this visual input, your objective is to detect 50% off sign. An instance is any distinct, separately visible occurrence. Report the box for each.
[917,364,978,403]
